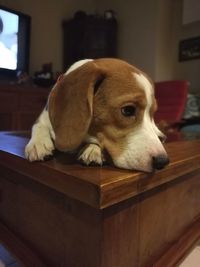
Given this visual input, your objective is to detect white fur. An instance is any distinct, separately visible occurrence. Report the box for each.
[113,73,167,172]
[65,59,93,75]
[25,60,167,172]
[79,135,104,165]
[25,60,93,162]
[25,109,55,161]
[78,144,104,165]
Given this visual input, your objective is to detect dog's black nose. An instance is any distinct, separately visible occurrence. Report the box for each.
[152,155,169,170]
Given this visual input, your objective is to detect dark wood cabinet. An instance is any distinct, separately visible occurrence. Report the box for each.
[0,133,199,266]
[0,83,49,131]
[62,14,118,70]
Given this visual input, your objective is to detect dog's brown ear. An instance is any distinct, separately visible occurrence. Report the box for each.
[48,61,104,151]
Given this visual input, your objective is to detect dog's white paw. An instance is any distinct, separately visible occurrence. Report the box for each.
[25,137,55,162]
[78,144,105,166]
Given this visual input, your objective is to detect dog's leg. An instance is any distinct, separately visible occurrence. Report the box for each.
[78,137,105,166]
[25,109,55,161]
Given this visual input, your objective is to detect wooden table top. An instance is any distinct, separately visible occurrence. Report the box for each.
[0,132,199,209]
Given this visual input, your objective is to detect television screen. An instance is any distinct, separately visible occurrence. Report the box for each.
[0,6,30,79]
[0,9,19,70]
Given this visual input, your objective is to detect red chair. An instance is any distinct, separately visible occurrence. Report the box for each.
[154,80,189,124]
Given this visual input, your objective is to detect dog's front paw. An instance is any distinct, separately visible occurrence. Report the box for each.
[78,144,105,166]
[25,137,55,162]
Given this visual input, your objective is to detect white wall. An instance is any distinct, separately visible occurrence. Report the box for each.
[96,0,200,94]
[183,0,200,24]
[1,0,160,78]
[172,0,200,94]
[0,0,96,74]
[154,0,174,81]
[96,0,159,78]
[95,0,174,81]
[1,0,200,94]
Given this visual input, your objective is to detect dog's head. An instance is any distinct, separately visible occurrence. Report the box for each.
[49,58,169,172]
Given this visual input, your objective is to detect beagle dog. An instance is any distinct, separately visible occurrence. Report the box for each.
[25,58,169,172]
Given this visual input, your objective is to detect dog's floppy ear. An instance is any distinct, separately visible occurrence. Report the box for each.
[48,61,104,151]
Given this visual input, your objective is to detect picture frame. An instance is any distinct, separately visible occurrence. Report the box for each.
[179,36,200,61]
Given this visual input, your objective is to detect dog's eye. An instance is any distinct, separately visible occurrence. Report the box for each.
[121,105,136,117]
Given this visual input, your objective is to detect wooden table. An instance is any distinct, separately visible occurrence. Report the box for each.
[0,132,199,267]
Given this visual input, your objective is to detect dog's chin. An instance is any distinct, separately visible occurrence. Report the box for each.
[112,159,154,173]
[119,164,154,173]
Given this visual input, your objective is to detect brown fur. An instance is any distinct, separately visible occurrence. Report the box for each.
[48,58,155,156]
[48,62,104,151]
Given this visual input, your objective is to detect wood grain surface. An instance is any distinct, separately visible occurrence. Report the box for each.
[0,132,199,266]
[0,132,199,208]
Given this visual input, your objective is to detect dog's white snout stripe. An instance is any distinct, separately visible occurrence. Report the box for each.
[113,73,168,172]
